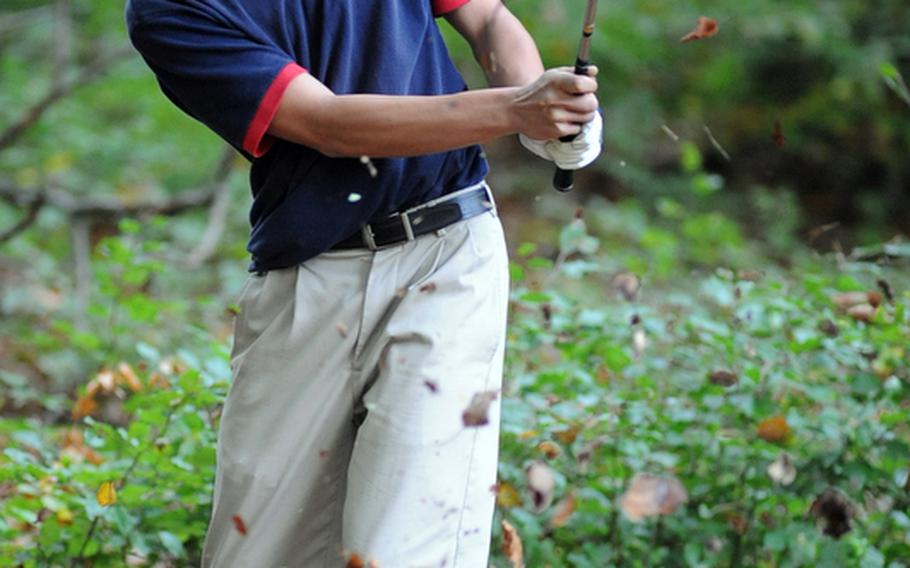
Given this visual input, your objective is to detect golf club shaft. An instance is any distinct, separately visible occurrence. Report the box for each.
[553,0,598,192]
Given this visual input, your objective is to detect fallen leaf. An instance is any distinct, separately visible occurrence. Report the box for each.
[423,380,439,394]
[96,481,117,507]
[549,490,577,529]
[232,514,248,535]
[809,488,854,539]
[72,395,98,421]
[847,304,876,323]
[818,319,840,338]
[772,120,786,148]
[419,283,438,293]
[727,512,749,535]
[633,329,648,357]
[620,473,688,521]
[462,391,499,427]
[56,508,74,525]
[500,519,524,568]
[494,482,523,508]
[757,416,790,443]
[537,441,561,459]
[336,322,349,338]
[877,278,894,303]
[612,272,641,301]
[832,291,868,309]
[526,461,556,512]
[681,16,719,43]
[553,425,582,445]
[117,362,143,392]
[708,369,738,387]
[767,453,797,485]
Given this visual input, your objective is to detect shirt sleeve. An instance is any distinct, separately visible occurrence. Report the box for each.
[432,0,472,17]
[128,9,307,158]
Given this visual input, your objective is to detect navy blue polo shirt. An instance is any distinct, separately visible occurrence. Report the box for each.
[126,0,488,271]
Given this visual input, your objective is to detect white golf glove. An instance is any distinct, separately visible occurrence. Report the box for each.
[519,111,603,170]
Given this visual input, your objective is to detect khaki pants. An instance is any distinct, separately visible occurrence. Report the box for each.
[202,202,509,567]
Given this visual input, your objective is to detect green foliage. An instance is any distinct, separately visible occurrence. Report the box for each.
[494,214,910,567]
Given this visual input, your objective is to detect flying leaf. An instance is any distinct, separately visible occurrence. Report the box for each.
[620,473,688,521]
[96,481,117,507]
[462,391,499,427]
[526,461,556,512]
[232,515,248,535]
[500,519,524,568]
[681,16,719,43]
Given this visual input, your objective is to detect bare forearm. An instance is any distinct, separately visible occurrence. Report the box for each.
[269,80,520,158]
[475,8,545,87]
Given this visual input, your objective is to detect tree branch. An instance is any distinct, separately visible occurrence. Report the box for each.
[0,45,133,152]
[0,193,45,243]
[0,180,216,218]
[184,148,239,267]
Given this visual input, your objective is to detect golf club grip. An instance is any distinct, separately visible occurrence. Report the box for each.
[552,60,590,192]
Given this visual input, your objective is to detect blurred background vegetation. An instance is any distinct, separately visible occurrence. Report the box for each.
[0,1,908,566]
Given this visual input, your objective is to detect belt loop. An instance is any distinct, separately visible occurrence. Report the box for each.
[361,224,378,250]
[400,211,416,241]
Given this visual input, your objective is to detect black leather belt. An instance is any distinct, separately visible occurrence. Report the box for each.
[331,183,494,251]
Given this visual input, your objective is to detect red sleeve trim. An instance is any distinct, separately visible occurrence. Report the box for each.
[243,62,308,158]
[432,0,472,17]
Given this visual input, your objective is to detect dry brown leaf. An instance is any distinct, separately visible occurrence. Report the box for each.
[809,488,854,539]
[526,461,556,512]
[549,490,577,529]
[818,319,840,338]
[500,519,524,568]
[462,390,499,427]
[847,304,876,323]
[832,291,877,310]
[336,323,349,338]
[708,369,738,387]
[419,282,438,293]
[681,16,720,43]
[757,416,790,443]
[612,272,641,302]
[620,473,688,521]
[553,425,582,445]
[71,395,98,421]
